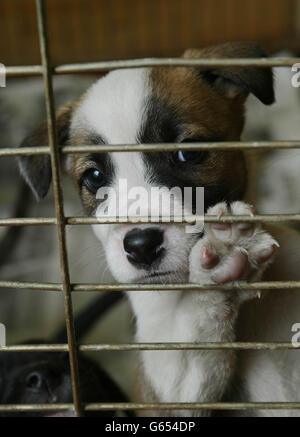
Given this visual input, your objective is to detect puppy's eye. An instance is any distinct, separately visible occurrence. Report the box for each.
[81,168,104,194]
[175,150,209,164]
[175,137,213,164]
[177,150,208,163]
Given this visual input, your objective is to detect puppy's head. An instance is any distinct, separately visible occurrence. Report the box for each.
[19,42,274,283]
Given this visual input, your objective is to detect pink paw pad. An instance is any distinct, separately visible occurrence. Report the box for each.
[236,223,254,237]
[211,223,232,240]
[212,250,249,283]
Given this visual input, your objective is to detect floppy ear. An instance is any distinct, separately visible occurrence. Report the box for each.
[183,42,275,105]
[18,102,75,200]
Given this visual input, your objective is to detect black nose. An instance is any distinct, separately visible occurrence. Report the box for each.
[25,371,43,391]
[123,228,164,268]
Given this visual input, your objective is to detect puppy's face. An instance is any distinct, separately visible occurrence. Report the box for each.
[19,43,274,284]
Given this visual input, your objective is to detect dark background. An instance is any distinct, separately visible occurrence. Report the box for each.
[0,0,299,66]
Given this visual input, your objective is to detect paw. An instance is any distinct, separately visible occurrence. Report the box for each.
[189,201,279,296]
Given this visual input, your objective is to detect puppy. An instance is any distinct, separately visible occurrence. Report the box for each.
[0,293,128,417]
[19,42,300,416]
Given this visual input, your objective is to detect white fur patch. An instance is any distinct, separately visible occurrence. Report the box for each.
[72,68,150,144]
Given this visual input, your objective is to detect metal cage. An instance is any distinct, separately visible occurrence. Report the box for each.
[1,0,300,416]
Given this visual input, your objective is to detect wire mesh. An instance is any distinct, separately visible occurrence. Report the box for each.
[0,0,300,416]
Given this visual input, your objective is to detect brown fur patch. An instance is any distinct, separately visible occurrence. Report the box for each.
[149,64,247,204]
[18,101,77,199]
[69,141,99,214]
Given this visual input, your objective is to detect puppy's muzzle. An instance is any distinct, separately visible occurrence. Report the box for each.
[123,228,165,269]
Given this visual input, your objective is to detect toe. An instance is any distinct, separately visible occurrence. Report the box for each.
[236,222,255,238]
[212,250,248,283]
[206,202,228,217]
[200,246,219,269]
[249,235,279,266]
[210,223,232,241]
[230,201,254,216]
[254,244,277,263]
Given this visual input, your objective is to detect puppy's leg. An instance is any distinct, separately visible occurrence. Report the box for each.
[187,201,278,414]
[134,201,278,417]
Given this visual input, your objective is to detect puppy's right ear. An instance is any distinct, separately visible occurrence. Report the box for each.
[183,42,275,105]
[18,102,75,200]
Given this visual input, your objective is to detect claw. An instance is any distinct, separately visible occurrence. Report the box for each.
[256,244,277,263]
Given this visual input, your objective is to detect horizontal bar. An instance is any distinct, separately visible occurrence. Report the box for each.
[0,218,56,226]
[0,344,68,352]
[0,280,300,292]
[73,281,300,291]
[67,214,300,224]
[0,402,300,412]
[54,57,300,73]
[1,214,300,228]
[5,57,300,78]
[79,342,300,351]
[1,342,298,353]
[2,141,300,157]
[0,281,62,291]
[0,146,49,156]
[62,141,300,153]
[67,216,202,225]
[6,65,43,77]
[0,404,74,413]
[85,402,300,411]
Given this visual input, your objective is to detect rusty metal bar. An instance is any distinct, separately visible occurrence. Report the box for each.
[5,57,300,79]
[0,218,56,226]
[2,141,300,157]
[72,281,300,292]
[85,402,300,411]
[79,342,300,351]
[0,281,62,291]
[62,141,300,152]
[1,214,300,228]
[67,214,300,224]
[0,344,68,352]
[35,0,82,417]
[1,342,300,353]
[5,65,44,77]
[0,404,74,413]
[0,279,300,292]
[0,146,49,156]
[54,57,300,72]
[0,402,300,412]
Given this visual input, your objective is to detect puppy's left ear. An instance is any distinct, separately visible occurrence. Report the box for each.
[184,42,275,105]
[18,102,75,200]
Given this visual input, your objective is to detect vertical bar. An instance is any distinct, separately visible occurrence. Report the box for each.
[35,0,83,417]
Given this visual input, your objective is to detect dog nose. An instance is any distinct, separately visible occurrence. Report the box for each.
[123,228,164,268]
[25,371,43,390]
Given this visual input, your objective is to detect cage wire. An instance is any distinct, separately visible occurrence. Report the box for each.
[1,0,300,416]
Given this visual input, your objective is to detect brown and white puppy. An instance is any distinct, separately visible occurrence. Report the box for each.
[19,42,300,416]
